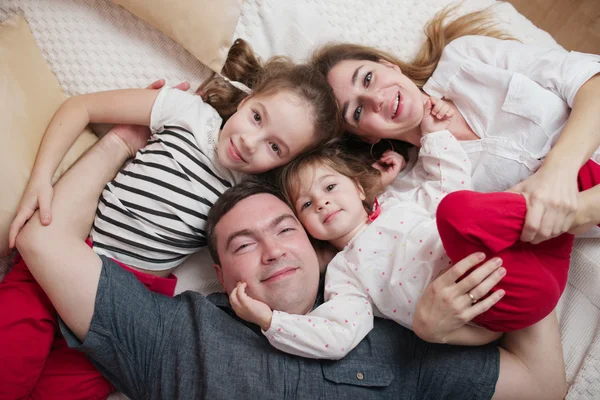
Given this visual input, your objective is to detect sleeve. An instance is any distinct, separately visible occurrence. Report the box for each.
[263,257,373,360]
[413,130,473,215]
[445,35,600,107]
[58,256,184,398]
[150,87,220,136]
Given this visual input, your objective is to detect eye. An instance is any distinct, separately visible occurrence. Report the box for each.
[234,243,252,252]
[253,111,261,123]
[363,72,372,87]
[270,143,280,154]
[300,200,312,211]
[353,105,363,122]
[280,227,295,234]
[325,184,336,192]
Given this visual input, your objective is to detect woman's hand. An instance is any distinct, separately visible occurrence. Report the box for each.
[229,282,273,331]
[8,177,54,248]
[413,252,506,344]
[371,150,406,187]
[509,163,579,244]
[419,97,452,134]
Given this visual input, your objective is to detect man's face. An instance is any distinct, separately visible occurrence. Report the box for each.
[213,193,321,315]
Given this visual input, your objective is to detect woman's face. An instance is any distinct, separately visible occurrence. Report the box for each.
[327,59,426,143]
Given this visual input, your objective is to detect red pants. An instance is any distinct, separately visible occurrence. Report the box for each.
[436,159,600,331]
[0,247,177,400]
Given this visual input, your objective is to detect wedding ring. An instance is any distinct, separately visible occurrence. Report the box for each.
[468,292,478,305]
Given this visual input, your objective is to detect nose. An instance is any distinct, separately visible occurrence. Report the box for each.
[316,199,330,211]
[261,236,286,264]
[240,133,258,155]
[366,90,384,113]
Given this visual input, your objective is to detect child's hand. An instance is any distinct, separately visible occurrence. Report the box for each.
[420,97,452,135]
[372,150,406,187]
[229,282,273,331]
[9,177,54,248]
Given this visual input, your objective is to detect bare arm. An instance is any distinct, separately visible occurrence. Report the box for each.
[15,130,142,340]
[31,89,159,183]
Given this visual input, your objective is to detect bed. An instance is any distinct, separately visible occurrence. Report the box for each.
[0,0,598,398]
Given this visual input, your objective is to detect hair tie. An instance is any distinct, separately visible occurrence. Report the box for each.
[217,72,252,95]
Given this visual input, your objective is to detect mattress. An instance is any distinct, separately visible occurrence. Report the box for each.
[0,0,598,398]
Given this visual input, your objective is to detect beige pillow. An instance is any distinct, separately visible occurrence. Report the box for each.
[111,0,243,73]
[0,15,98,256]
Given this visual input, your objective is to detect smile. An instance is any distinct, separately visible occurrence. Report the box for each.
[228,139,246,163]
[391,91,402,119]
[261,267,298,283]
[323,210,340,224]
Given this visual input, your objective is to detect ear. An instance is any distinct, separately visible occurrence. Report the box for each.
[213,263,226,287]
[379,59,401,72]
[353,178,367,201]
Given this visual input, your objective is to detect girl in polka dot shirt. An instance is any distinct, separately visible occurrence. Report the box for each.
[228,99,600,359]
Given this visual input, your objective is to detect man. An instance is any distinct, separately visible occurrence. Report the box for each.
[16,126,566,399]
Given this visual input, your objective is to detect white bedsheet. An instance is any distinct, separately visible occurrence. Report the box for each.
[1,0,598,398]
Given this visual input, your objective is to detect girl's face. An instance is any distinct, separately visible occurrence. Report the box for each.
[217,91,315,174]
[293,163,368,246]
[327,59,426,144]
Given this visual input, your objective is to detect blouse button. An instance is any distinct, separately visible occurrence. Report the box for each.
[519,155,527,162]
[356,372,365,380]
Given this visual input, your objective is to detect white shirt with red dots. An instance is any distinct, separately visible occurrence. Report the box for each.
[263,130,471,360]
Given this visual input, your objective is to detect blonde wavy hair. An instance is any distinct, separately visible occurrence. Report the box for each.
[310,4,514,90]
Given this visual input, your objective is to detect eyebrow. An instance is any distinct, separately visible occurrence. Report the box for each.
[225,213,298,249]
[342,64,363,126]
[257,101,269,124]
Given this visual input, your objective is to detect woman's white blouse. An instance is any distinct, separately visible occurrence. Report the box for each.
[423,35,600,194]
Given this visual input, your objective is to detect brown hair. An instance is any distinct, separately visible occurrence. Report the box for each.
[310,5,513,89]
[198,38,343,149]
[206,179,289,265]
[278,145,383,216]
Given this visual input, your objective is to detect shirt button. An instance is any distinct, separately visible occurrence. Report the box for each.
[519,155,527,162]
[356,372,365,380]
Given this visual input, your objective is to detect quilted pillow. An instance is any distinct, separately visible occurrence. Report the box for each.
[0,15,97,256]
[111,0,243,73]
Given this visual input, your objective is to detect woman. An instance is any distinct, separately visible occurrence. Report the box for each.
[310,5,600,245]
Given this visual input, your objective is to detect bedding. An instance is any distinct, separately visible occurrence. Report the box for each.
[0,0,598,398]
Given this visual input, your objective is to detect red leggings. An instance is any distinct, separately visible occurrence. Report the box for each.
[0,247,177,400]
[436,159,600,331]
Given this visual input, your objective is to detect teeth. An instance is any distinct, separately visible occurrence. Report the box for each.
[392,93,400,117]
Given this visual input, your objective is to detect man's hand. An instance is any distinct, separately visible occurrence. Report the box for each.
[229,282,273,331]
[371,150,406,187]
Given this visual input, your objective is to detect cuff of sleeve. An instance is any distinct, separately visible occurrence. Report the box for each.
[565,52,600,107]
[149,87,170,134]
[262,310,283,336]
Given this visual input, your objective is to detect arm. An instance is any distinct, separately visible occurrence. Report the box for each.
[448,36,600,242]
[15,128,146,340]
[413,252,506,346]
[8,89,160,247]
[231,259,374,360]
[414,130,473,215]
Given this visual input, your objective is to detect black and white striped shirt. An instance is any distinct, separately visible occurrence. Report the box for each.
[91,88,243,270]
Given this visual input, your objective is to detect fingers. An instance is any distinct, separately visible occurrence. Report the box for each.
[173,81,191,91]
[430,97,453,119]
[440,252,486,285]
[461,265,506,308]
[146,80,165,90]
[8,208,34,249]
[464,289,505,321]
[38,189,53,225]
[455,257,504,295]
[146,80,190,91]
[423,97,432,115]
[520,203,543,242]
